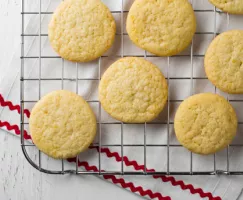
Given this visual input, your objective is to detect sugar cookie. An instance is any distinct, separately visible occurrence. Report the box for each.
[205,30,243,94]
[126,0,196,56]
[209,0,243,14]
[30,90,97,159]
[99,57,168,123]
[174,93,237,155]
[48,0,116,62]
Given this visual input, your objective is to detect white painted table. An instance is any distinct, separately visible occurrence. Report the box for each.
[0,131,144,200]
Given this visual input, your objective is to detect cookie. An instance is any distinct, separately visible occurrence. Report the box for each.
[48,0,116,62]
[99,57,168,123]
[126,0,196,56]
[174,93,237,155]
[209,0,243,14]
[205,30,243,94]
[29,90,97,159]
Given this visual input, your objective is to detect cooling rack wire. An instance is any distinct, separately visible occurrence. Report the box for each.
[20,0,243,175]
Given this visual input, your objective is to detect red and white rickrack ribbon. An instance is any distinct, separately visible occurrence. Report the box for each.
[0,94,221,200]
[0,120,171,200]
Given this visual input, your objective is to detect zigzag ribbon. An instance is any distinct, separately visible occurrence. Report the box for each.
[0,94,30,118]
[0,119,170,200]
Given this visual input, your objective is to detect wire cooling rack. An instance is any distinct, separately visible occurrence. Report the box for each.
[20,0,243,175]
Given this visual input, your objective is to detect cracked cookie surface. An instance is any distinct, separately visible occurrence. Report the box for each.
[209,0,243,14]
[174,93,237,155]
[126,0,196,56]
[205,30,243,94]
[99,57,168,123]
[30,90,97,159]
[48,0,116,62]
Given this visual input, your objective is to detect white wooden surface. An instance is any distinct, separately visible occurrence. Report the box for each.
[0,1,141,200]
[0,132,144,200]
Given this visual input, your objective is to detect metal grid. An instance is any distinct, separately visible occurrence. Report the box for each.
[20,0,243,175]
